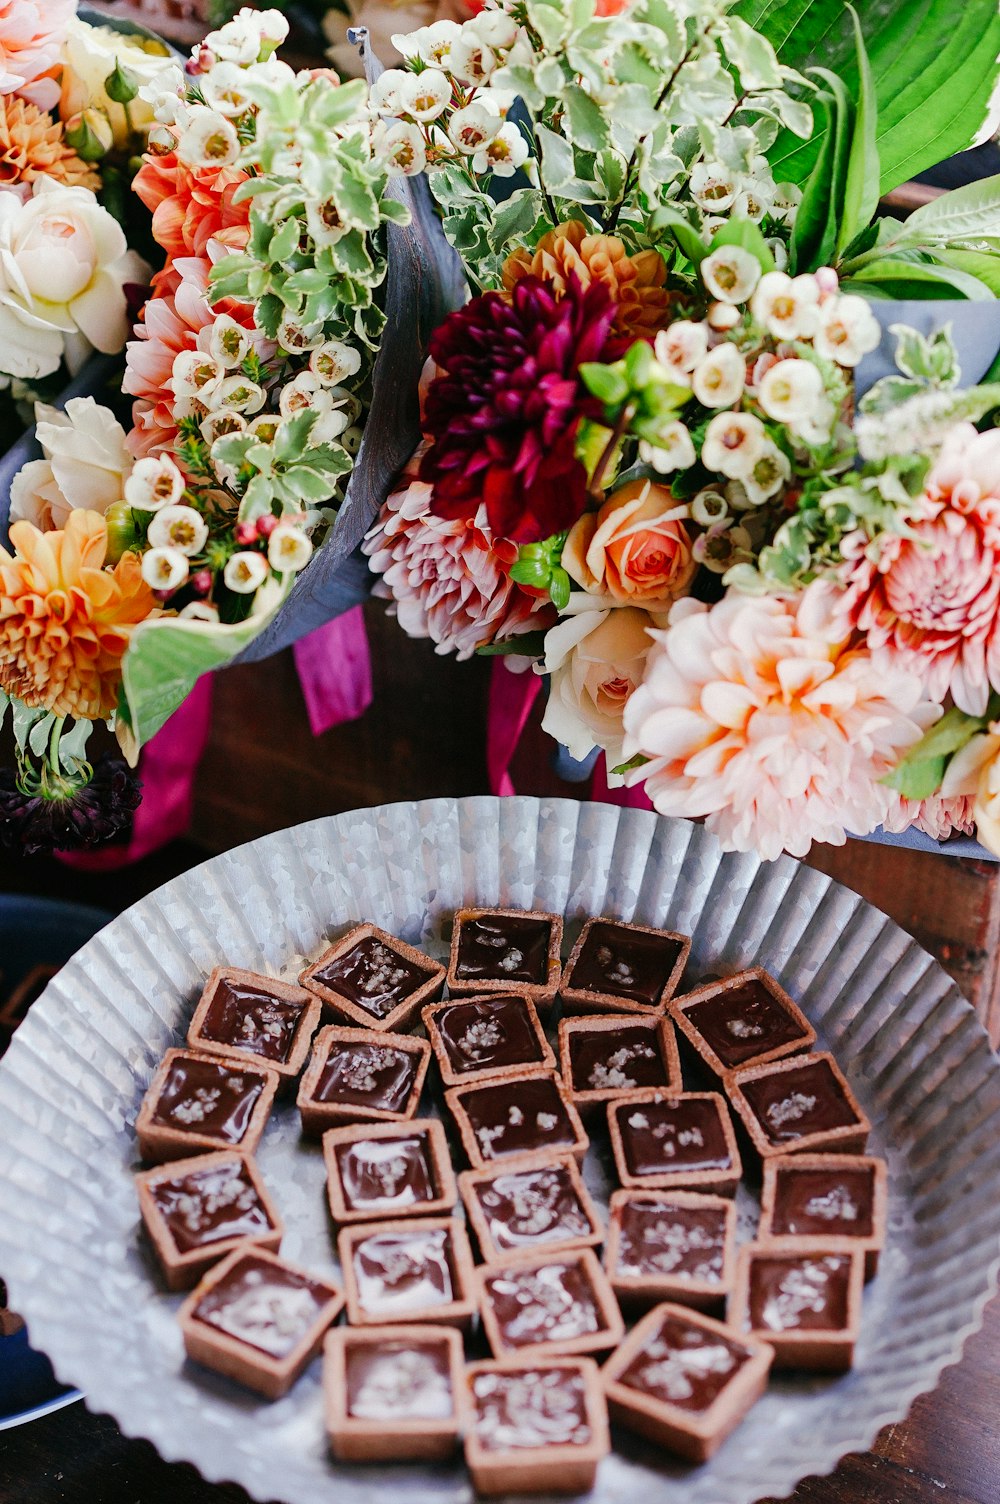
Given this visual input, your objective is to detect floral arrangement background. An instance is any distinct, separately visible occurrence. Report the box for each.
[364,0,1000,860]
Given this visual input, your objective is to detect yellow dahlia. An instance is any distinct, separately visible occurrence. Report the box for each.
[502,220,675,340]
[0,95,99,190]
[0,510,154,721]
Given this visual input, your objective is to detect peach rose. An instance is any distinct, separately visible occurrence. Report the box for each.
[563,478,696,610]
[940,722,1000,857]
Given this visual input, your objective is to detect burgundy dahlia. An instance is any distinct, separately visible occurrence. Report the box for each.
[0,755,142,856]
[421,274,618,544]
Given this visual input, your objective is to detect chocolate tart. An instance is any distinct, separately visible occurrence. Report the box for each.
[760,1153,887,1278]
[725,1052,870,1159]
[459,1155,603,1264]
[423,993,555,1086]
[178,1245,343,1399]
[729,1242,865,1371]
[462,1357,610,1496]
[337,1216,477,1329]
[299,924,444,1032]
[602,1301,774,1462]
[607,1090,742,1195]
[136,1048,279,1163]
[325,1324,464,1462]
[297,1025,430,1135]
[322,1118,457,1225]
[445,1071,588,1170]
[446,908,563,1005]
[187,968,320,1086]
[604,1189,737,1312]
[558,1013,681,1116]
[560,918,690,1016]
[477,1246,625,1361]
[672,967,815,1078]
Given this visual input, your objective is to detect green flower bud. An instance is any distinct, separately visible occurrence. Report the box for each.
[65,109,114,161]
[104,502,138,564]
[104,59,140,106]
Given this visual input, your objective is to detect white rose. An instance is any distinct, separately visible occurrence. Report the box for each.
[541,595,658,772]
[0,180,148,382]
[60,17,179,147]
[9,398,131,531]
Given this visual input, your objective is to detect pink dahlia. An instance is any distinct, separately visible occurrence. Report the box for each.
[0,0,73,111]
[363,455,555,659]
[420,274,617,544]
[882,792,976,842]
[835,424,1000,715]
[621,589,936,860]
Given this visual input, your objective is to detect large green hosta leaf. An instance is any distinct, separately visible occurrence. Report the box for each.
[734,0,1000,192]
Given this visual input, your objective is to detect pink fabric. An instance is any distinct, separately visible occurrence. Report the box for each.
[293,607,373,735]
[487,659,542,796]
[590,755,654,809]
[58,675,214,871]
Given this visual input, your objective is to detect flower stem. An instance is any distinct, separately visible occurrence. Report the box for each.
[589,403,635,500]
[48,716,65,778]
[603,42,698,235]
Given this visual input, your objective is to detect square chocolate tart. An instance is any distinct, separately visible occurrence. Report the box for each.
[671,967,816,1077]
[725,1051,870,1159]
[337,1216,477,1329]
[601,1301,774,1463]
[459,1155,603,1265]
[297,1025,431,1135]
[323,1118,457,1225]
[604,1189,737,1312]
[177,1244,343,1400]
[136,1047,279,1164]
[760,1154,887,1278]
[477,1245,625,1361]
[299,924,445,1031]
[325,1323,464,1462]
[135,1149,282,1292]
[446,908,563,1005]
[559,1014,681,1116]
[187,967,320,1086]
[423,993,555,1087]
[607,1090,742,1195]
[462,1357,610,1497]
[560,918,691,1015]
[729,1242,865,1371]
[445,1071,589,1171]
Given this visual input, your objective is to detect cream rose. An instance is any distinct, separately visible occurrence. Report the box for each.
[540,594,659,774]
[9,397,132,530]
[0,178,149,380]
[563,479,696,611]
[60,17,178,148]
[940,723,1000,856]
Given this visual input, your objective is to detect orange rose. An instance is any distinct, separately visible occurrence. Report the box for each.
[563,479,696,610]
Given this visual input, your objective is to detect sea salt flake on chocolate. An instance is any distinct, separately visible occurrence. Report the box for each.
[767,1093,817,1130]
[637,1337,737,1402]
[805,1186,859,1222]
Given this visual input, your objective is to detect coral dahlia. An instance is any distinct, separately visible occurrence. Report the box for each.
[502,220,673,340]
[421,274,617,543]
[132,150,251,262]
[622,590,935,860]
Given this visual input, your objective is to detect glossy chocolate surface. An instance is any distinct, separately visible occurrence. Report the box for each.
[772,1165,876,1238]
[352,1227,455,1313]
[484,1260,601,1348]
[151,1056,265,1144]
[311,936,431,1020]
[315,1042,418,1112]
[473,1165,593,1254]
[747,1253,852,1332]
[569,1027,667,1093]
[461,1078,577,1161]
[569,923,684,1006]
[192,1255,330,1358]
[434,997,546,1076]
[454,915,553,988]
[346,1340,454,1420]
[618,1098,733,1178]
[202,977,303,1063]
[150,1159,274,1253]
[684,980,806,1069]
[618,1311,749,1413]
[335,1134,436,1213]
[615,1199,727,1283]
[739,1060,860,1146]
[471,1367,592,1451]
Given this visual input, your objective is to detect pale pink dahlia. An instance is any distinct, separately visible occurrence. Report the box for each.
[0,0,74,111]
[882,792,976,842]
[363,460,555,660]
[836,424,1000,715]
[621,590,936,860]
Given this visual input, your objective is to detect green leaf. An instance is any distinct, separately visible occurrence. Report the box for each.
[881,702,992,801]
[57,718,93,774]
[476,631,548,658]
[709,217,777,273]
[581,361,629,407]
[843,257,995,300]
[610,752,649,777]
[837,4,880,255]
[724,15,785,91]
[12,701,47,754]
[563,82,610,153]
[269,217,299,264]
[534,123,576,191]
[27,711,55,758]
[0,687,8,734]
[549,568,572,611]
[882,754,947,801]
[935,249,1000,298]
[648,205,708,267]
[789,78,851,273]
[892,174,1000,248]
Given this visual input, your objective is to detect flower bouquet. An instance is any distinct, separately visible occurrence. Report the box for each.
[0,6,462,852]
[365,0,1000,860]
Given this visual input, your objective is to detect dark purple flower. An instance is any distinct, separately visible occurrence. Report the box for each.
[0,756,142,856]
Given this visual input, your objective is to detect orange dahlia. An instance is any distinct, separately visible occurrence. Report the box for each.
[502,220,675,340]
[0,95,98,190]
[0,510,155,721]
